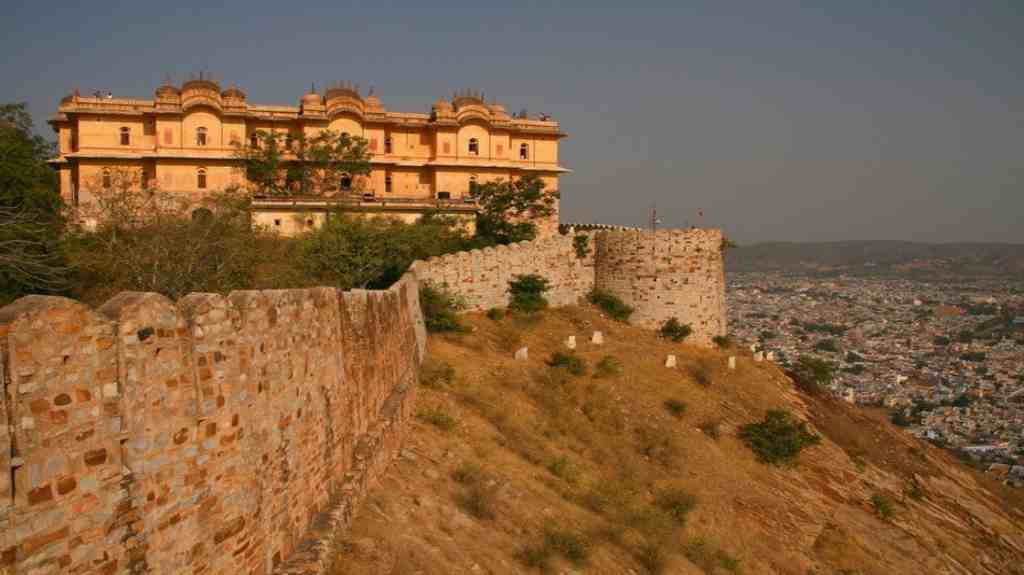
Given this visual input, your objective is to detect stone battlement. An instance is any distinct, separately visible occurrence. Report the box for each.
[0,275,425,575]
[413,226,727,346]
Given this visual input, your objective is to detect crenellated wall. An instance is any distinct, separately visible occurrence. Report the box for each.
[412,227,727,345]
[0,275,425,575]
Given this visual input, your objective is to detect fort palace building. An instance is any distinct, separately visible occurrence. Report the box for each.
[49,78,568,234]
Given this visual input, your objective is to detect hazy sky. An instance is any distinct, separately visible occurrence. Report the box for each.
[3,1,1021,242]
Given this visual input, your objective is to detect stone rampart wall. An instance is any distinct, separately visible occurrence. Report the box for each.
[411,233,596,311]
[0,274,425,575]
[412,227,726,345]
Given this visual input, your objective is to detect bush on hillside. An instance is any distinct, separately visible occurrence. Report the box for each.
[689,360,713,387]
[654,487,697,525]
[419,282,465,333]
[588,288,634,322]
[594,355,622,378]
[508,273,550,313]
[787,355,835,395]
[659,317,692,342]
[548,351,586,376]
[663,398,687,418]
[712,335,732,349]
[739,409,820,465]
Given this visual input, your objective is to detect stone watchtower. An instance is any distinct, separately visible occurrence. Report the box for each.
[592,228,727,346]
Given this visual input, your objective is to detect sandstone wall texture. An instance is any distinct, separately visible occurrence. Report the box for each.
[412,227,727,346]
[592,228,727,345]
[0,274,425,575]
[410,232,596,311]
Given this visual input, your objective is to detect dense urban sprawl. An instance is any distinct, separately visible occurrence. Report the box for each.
[727,272,1024,486]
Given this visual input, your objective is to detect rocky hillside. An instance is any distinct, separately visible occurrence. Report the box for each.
[329,306,1024,574]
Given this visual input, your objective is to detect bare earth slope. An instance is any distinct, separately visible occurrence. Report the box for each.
[330,307,1024,574]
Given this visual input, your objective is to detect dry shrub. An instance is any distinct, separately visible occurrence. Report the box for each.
[689,359,713,387]
[635,424,680,466]
[420,359,455,388]
[493,324,523,352]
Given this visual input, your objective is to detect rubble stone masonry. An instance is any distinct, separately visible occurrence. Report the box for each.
[412,227,727,346]
[0,274,425,575]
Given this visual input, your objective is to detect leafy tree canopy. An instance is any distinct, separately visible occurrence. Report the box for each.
[469,174,557,245]
[0,103,59,214]
[0,103,65,304]
[237,129,370,197]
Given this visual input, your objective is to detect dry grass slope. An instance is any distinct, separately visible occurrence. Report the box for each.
[330,306,1024,574]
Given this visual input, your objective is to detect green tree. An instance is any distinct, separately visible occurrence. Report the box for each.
[788,355,835,395]
[470,174,558,244]
[300,215,469,290]
[237,129,370,196]
[1,103,59,213]
[0,103,66,304]
[63,185,284,303]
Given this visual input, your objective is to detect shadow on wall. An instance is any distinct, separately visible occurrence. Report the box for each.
[0,274,425,575]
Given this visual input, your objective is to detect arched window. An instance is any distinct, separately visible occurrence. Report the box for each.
[196,127,207,147]
[197,168,207,189]
[520,143,529,160]
[119,127,130,146]
[340,174,353,191]
[250,134,259,149]
[384,174,392,193]
[102,168,111,189]
[384,136,392,154]
[468,138,479,155]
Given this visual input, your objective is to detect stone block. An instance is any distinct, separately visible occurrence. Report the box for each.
[565,336,576,350]
[514,347,529,361]
[591,331,603,345]
[665,355,677,368]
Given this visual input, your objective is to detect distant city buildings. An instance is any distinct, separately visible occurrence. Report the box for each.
[727,272,1024,485]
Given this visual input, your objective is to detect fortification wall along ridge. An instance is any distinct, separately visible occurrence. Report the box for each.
[411,232,596,311]
[0,275,425,575]
[412,227,727,346]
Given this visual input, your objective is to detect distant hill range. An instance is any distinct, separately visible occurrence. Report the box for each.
[726,240,1024,278]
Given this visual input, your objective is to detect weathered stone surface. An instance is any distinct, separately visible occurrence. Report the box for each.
[591,331,604,345]
[514,347,529,361]
[0,273,426,575]
[565,335,576,350]
[665,355,677,368]
[728,356,737,370]
[412,228,726,347]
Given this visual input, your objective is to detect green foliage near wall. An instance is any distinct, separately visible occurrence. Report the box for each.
[659,317,692,342]
[236,129,371,196]
[419,282,465,333]
[508,273,551,313]
[470,175,558,245]
[588,289,634,322]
